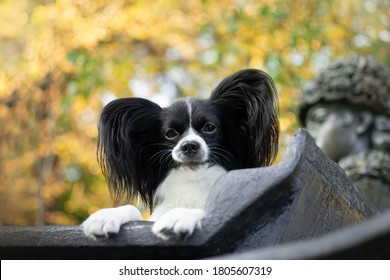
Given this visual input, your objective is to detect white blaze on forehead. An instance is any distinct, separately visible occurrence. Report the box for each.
[171,98,209,163]
[185,97,193,127]
[183,97,202,142]
[184,127,204,142]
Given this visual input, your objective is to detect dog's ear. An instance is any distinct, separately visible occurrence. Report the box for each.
[97,98,165,208]
[210,69,279,168]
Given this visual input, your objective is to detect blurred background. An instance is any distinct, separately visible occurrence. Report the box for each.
[0,0,389,226]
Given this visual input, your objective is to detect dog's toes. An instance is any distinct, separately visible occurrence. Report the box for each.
[151,208,204,240]
[81,205,142,239]
[151,219,176,240]
[173,219,197,237]
[152,223,192,240]
[82,218,119,239]
[101,220,121,236]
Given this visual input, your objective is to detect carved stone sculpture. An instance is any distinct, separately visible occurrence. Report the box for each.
[299,55,390,210]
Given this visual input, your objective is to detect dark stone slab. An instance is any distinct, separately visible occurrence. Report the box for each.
[216,209,390,259]
[0,129,377,259]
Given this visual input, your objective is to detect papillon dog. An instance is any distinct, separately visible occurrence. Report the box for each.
[82,69,279,240]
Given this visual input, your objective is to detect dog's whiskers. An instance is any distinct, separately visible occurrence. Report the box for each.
[209,145,233,163]
[149,149,171,164]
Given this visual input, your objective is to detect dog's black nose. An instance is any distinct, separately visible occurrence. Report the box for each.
[180,141,200,155]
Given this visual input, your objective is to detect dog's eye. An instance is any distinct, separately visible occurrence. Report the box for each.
[164,128,179,140]
[202,123,216,133]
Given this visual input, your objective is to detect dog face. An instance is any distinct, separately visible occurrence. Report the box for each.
[161,98,222,168]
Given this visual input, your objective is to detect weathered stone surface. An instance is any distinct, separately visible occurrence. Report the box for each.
[216,209,390,259]
[339,150,390,210]
[0,129,378,259]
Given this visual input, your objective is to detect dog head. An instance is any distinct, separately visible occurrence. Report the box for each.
[97,69,279,208]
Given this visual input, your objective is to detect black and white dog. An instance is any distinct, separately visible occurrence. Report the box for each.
[82,69,279,240]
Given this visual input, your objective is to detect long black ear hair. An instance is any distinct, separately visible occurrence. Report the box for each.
[210,69,279,169]
[97,98,168,209]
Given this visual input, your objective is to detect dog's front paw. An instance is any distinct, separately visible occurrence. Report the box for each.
[151,208,204,240]
[81,205,142,239]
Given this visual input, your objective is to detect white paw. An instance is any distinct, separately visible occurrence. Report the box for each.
[151,208,204,240]
[81,205,142,239]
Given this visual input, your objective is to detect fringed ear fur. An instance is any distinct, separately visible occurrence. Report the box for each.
[97,98,166,209]
[210,69,279,168]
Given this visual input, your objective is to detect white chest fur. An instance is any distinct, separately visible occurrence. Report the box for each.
[149,164,226,221]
